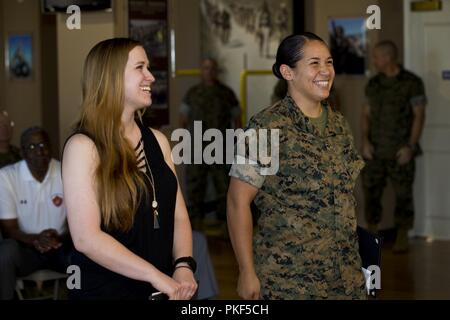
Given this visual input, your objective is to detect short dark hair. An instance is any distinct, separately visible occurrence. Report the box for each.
[201,57,218,66]
[200,57,220,73]
[20,126,50,149]
[272,32,327,79]
[374,40,398,61]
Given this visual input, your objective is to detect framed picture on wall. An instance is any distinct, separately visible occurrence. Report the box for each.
[328,17,367,75]
[129,19,168,58]
[6,33,33,80]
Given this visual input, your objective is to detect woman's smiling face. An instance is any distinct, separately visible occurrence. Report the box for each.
[123,45,155,112]
[288,40,335,103]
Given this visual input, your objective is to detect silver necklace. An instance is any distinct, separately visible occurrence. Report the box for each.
[138,138,160,229]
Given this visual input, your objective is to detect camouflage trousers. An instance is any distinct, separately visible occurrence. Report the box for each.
[254,236,367,300]
[257,261,367,300]
[362,158,415,229]
[185,163,229,222]
[260,281,367,300]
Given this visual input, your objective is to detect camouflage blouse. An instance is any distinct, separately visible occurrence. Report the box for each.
[230,95,367,299]
[365,67,427,159]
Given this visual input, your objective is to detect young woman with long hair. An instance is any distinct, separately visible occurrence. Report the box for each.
[62,38,197,299]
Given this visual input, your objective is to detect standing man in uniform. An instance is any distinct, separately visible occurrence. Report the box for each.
[362,40,427,253]
[179,58,240,232]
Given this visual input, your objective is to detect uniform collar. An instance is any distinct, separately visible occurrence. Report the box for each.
[281,95,343,137]
[200,80,220,88]
[377,64,406,82]
[19,159,55,182]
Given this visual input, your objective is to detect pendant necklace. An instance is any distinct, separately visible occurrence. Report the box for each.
[138,138,160,229]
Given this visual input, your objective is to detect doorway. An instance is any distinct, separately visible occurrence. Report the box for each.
[404,0,450,239]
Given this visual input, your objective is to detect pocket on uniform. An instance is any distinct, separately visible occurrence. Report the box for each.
[339,142,365,184]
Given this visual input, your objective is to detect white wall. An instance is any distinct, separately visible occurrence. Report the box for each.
[169,0,202,131]
[404,0,450,239]
[56,11,114,148]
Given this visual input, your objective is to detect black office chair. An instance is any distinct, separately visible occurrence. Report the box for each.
[357,226,383,298]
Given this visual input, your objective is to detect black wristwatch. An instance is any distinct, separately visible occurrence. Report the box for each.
[174,256,197,273]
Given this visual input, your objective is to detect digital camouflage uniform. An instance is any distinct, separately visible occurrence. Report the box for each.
[181,82,239,223]
[230,96,367,299]
[0,145,21,169]
[363,67,427,229]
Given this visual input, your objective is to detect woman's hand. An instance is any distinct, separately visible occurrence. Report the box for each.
[173,266,198,300]
[237,269,261,300]
[151,272,183,300]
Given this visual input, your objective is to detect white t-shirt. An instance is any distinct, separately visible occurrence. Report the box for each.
[0,159,67,235]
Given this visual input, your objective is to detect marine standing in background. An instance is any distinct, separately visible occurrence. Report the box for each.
[362,40,426,253]
[179,58,240,232]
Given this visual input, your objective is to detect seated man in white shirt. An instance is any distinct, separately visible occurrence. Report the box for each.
[0,127,71,300]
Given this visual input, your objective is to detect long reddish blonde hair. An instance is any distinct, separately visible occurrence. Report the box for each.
[78,38,147,232]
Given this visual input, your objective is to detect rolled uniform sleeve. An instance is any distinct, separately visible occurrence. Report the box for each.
[229,157,265,189]
[410,78,427,108]
[229,126,266,189]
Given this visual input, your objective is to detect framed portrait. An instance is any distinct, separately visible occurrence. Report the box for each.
[328,17,367,75]
[129,19,168,58]
[6,33,33,80]
[201,0,293,60]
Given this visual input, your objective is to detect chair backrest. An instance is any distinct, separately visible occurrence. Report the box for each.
[19,269,67,282]
[16,269,68,300]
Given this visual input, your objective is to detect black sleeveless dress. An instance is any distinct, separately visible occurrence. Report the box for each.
[68,123,177,299]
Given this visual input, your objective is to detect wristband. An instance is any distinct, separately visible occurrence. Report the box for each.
[174,256,197,273]
[174,265,194,272]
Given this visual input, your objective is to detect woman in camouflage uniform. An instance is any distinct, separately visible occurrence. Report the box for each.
[227,33,366,300]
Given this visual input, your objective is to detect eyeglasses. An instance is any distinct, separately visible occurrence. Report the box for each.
[26,142,48,151]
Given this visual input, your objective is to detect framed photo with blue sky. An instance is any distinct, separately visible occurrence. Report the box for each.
[328,17,367,75]
[6,33,33,80]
